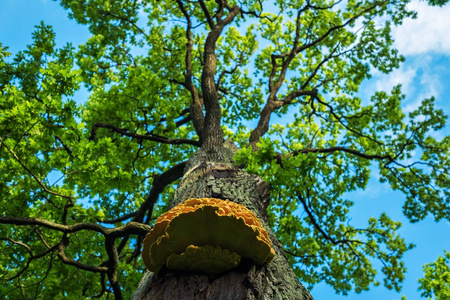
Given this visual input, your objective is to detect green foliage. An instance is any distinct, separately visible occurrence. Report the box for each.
[418,251,450,300]
[425,0,450,6]
[0,0,449,298]
[234,137,416,294]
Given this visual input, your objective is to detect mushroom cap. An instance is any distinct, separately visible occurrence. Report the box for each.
[142,198,275,275]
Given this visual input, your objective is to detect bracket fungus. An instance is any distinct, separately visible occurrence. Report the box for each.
[142,198,275,277]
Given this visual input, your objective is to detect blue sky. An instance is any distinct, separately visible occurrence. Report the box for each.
[1,1,449,299]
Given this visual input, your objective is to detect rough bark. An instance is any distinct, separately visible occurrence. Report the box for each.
[132,142,314,300]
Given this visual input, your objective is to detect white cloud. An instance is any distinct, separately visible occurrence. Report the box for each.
[393,0,450,55]
[417,59,443,97]
[404,55,443,113]
[373,54,444,113]
[374,65,417,95]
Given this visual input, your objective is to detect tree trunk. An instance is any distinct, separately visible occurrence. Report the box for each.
[132,143,314,299]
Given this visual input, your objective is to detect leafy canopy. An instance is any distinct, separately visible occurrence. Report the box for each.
[0,0,449,299]
[418,251,450,300]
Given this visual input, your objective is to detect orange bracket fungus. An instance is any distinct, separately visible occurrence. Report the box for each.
[142,198,275,277]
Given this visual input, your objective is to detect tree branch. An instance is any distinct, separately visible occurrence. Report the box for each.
[94,7,148,39]
[296,190,371,266]
[176,0,205,139]
[0,137,73,201]
[275,89,317,108]
[115,161,186,254]
[198,0,215,29]
[249,1,388,145]
[0,238,58,281]
[274,1,387,60]
[93,273,107,298]
[124,161,187,224]
[54,135,73,157]
[312,96,384,145]
[105,238,122,300]
[101,211,138,224]
[201,4,241,149]
[291,146,392,161]
[0,216,151,238]
[57,241,108,273]
[1,215,151,293]
[88,123,200,147]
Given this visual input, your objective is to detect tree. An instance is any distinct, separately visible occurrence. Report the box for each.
[418,251,450,300]
[0,0,449,299]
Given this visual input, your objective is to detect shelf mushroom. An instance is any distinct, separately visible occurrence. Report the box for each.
[142,198,275,277]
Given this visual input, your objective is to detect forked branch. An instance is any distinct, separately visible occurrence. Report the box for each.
[249,1,388,145]
[176,0,205,139]
[201,2,241,149]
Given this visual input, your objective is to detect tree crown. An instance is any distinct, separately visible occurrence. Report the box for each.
[0,0,449,298]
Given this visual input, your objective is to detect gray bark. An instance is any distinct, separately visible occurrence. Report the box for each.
[132,143,314,300]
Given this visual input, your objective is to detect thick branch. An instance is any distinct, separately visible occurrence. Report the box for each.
[176,0,205,139]
[201,5,241,149]
[249,88,318,145]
